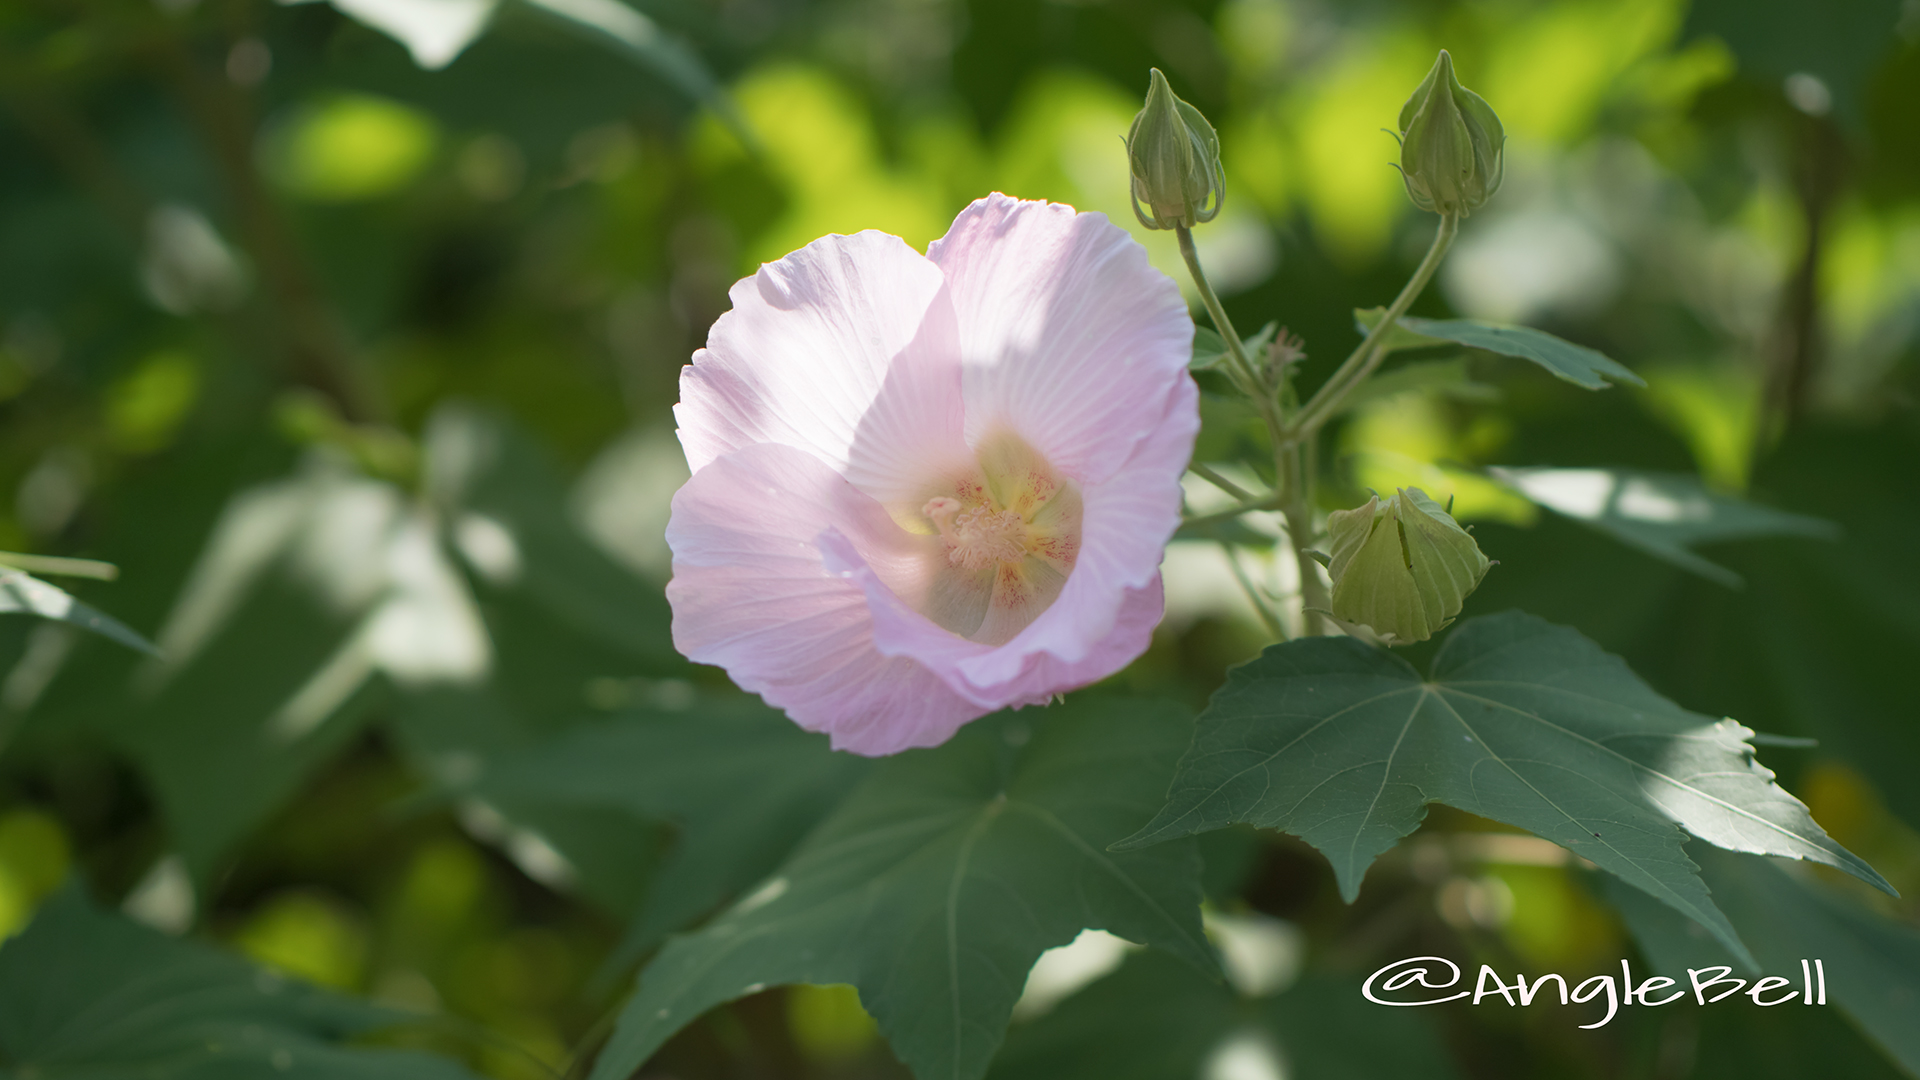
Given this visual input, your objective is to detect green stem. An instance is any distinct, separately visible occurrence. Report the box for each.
[1278,446,1327,635]
[1182,492,1285,530]
[1188,462,1254,502]
[1290,212,1458,436]
[1221,542,1288,642]
[1279,213,1457,634]
[1175,225,1263,397]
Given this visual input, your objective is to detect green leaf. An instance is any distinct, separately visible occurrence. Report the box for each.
[1189,326,1227,371]
[987,949,1461,1080]
[1607,846,1920,1076]
[588,699,1215,1080]
[1336,356,1499,415]
[1353,307,1459,354]
[0,885,482,1079]
[515,0,752,144]
[1117,611,1892,968]
[468,694,870,973]
[1189,322,1276,373]
[1325,487,1490,645]
[1355,308,1644,389]
[1488,466,1838,588]
[96,463,397,885]
[0,569,157,656]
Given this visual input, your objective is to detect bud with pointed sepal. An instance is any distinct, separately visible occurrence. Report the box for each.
[1127,68,1224,230]
[1324,487,1490,645]
[1396,50,1504,218]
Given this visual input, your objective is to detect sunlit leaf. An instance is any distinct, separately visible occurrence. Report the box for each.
[0,885,482,1079]
[589,699,1215,1080]
[1118,611,1892,967]
[1356,307,1644,388]
[1607,845,1920,1076]
[0,570,156,656]
[987,949,1460,1080]
[1488,466,1838,588]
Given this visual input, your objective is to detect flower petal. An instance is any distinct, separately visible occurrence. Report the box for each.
[666,442,983,755]
[993,576,1165,699]
[927,193,1193,486]
[676,230,973,510]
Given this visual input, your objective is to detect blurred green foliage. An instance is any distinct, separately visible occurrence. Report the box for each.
[0,0,1918,1076]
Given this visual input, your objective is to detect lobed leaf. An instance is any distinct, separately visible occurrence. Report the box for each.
[1118,611,1891,968]
[589,699,1214,1080]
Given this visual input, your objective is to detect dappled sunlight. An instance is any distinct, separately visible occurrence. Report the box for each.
[1639,364,1763,490]
[1289,31,1430,262]
[2,0,1916,1076]
[693,65,952,263]
[1344,395,1535,524]
[1479,0,1680,145]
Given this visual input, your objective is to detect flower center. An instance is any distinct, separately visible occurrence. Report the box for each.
[902,431,1082,646]
[923,499,1030,570]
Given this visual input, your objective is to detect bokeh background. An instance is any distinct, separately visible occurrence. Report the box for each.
[1,0,1918,1076]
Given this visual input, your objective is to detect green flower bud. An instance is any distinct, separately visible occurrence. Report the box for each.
[1396,50,1505,218]
[1325,487,1490,645]
[1126,68,1224,231]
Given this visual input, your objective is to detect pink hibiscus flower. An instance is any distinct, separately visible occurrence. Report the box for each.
[665,194,1199,755]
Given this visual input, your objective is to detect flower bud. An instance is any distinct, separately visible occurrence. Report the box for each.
[1325,487,1489,645]
[1396,50,1505,218]
[1126,68,1224,230]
